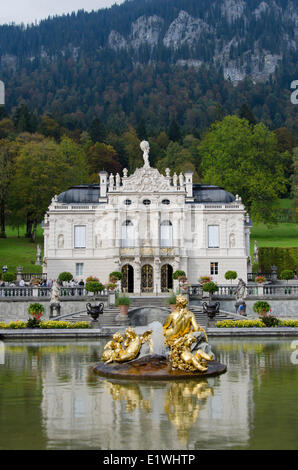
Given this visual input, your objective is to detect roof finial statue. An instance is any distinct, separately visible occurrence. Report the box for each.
[140,140,150,168]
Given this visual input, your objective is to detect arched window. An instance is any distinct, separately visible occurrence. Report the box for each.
[121,220,134,247]
[160,220,173,247]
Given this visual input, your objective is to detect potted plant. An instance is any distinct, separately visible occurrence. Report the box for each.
[115,294,131,315]
[165,291,177,311]
[255,275,266,284]
[202,281,220,318]
[199,275,212,285]
[27,302,45,328]
[253,300,271,317]
[106,282,116,291]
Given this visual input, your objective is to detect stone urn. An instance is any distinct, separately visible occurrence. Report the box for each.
[202,301,220,319]
[86,302,104,321]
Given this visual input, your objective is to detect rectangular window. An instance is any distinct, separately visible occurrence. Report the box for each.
[208,225,219,248]
[76,263,84,276]
[210,262,218,275]
[74,226,86,248]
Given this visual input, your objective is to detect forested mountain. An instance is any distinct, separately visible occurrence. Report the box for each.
[0,0,297,136]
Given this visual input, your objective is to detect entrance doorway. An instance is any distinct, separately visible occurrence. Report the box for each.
[141,264,153,293]
[161,264,173,292]
[121,264,134,293]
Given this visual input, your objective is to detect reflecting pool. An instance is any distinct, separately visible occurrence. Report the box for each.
[0,338,297,450]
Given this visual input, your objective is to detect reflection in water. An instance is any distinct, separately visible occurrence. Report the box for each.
[164,381,213,444]
[104,381,152,413]
[0,339,298,450]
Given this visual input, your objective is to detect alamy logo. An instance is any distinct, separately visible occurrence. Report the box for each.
[0,341,4,365]
[290,80,298,104]
[290,340,298,365]
[0,81,4,105]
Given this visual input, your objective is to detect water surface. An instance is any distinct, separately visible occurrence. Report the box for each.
[0,338,297,450]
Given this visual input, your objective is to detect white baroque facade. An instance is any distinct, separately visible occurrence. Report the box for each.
[43,141,251,292]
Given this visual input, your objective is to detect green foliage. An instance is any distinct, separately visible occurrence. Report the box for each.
[202,281,219,294]
[253,301,271,314]
[85,281,104,293]
[2,272,15,282]
[28,303,45,316]
[115,294,131,306]
[260,315,280,327]
[109,271,123,280]
[279,269,294,280]
[58,272,73,282]
[40,321,90,329]
[216,319,298,328]
[199,116,287,223]
[26,317,41,328]
[172,270,186,280]
[258,247,298,275]
[224,271,237,281]
[165,291,177,305]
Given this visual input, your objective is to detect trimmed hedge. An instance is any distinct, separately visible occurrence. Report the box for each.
[0,320,91,329]
[216,319,298,328]
[258,247,298,276]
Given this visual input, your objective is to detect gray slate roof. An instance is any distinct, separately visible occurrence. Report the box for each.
[57,184,236,204]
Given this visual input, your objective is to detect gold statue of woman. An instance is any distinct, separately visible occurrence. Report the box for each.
[163,294,207,345]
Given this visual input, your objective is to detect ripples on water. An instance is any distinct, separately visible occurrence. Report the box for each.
[0,338,297,450]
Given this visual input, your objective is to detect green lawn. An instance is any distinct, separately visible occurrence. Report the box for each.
[250,222,298,258]
[0,226,44,275]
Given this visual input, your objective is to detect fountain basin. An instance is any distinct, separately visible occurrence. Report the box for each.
[93,354,227,380]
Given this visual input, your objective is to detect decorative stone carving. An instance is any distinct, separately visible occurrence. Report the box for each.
[140,140,150,167]
[58,234,64,248]
[229,233,236,248]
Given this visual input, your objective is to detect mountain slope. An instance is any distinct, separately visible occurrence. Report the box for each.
[0,0,297,135]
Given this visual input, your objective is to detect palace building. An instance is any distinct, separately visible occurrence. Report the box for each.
[43,141,251,293]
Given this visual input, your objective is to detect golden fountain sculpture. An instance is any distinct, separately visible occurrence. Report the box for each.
[163,294,214,372]
[100,295,214,374]
[101,327,152,364]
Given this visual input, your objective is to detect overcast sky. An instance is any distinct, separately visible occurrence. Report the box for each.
[0,1,125,25]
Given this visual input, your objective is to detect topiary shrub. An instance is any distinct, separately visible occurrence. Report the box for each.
[2,272,15,283]
[224,271,237,281]
[253,301,271,316]
[109,271,123,281]
[279,269,293,281]
[202,281,219,295]
[58,272,73,282]
[85,281,104,294]
[173,270,186,280]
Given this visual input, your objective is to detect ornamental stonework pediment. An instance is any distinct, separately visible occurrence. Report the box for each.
[122,166,171,193]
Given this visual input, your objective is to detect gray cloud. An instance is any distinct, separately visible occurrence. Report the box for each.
[0,0,124,25]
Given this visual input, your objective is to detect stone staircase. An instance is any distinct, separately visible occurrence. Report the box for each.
[56,299,239,328]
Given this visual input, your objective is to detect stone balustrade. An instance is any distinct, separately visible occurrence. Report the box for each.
[0,286,109,299]
[189,283,298,299]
